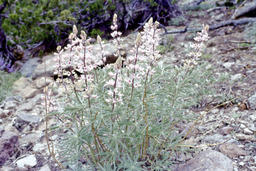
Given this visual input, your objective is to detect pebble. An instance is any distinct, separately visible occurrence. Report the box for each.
[248,93,256,110]
[219,143,247,158]
[0,110,11,119]
[17,113,41,124]
[204,134,229,143]
[211,108,219,114]
[33,143,47,152]
[39,164,51,171]
[12,77,38,99]
[236,133,254,141]
[16,154,37,169]
[35,77,53,89]
[223,62,235,69]
[238,161,245,166]
[249,113,256,121]
[248,123,256,132]
[231,73,242,81]
[240,124,246,129]
[219,126,233,135]
[4,101,17,110]
[253,156,256,162]
[243,128,253,135]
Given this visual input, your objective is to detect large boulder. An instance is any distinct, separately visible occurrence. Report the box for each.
[174,150,233,171]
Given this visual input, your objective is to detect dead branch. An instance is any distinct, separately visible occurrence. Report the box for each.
[164,17,256,35]
[232,1,256,19]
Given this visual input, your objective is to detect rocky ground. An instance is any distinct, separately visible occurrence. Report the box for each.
[0,2,256,171]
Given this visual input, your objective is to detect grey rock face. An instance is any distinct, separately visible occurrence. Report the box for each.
[174,150,233,171]
[19,57,41,77]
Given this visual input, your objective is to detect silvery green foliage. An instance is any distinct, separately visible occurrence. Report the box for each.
[47,18,218,170]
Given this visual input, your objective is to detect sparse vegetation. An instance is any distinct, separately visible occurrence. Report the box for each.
[0,70,20,103]
[43,15,224,170]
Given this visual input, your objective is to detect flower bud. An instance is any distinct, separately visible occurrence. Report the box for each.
[135,33,141,46]
[154,21,160,29]
[80,30,87,40]
[204,24,209,32]
[69,33,74,40]
[148,17,153,26]
[113,13,117,23]
[73,25,78,35]
[57,46,61,52]
[97,35,102,44]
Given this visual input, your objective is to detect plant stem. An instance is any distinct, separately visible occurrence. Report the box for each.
[44,61,64,169]
[142,69,150,158]
[130,45,139,101]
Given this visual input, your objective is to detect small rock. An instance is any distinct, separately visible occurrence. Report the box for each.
[219,126,233,135]
[14,113,42,132]
[248,123,256,132]
[240,124,246,129]
[17,113,41,124]
[248,93,256,110]
[20,132,43,145]
[232,106,239,112]
[249,113,256,121]
[197,125,207,132]
[236,133,255,141]
[16,154,37,169]
[39,164,51,171]
[180,123,199,138]
[4,100,17,110]
[243,128,253,135]
[35,77,53,89]
[17,102,34,112]
[211,108,219,114]
[238,161,245,166]
[231,73,242,81]
[204,134,229,143]
[223,62,234,70]
[0,131,19,166]
[219,143,247,158]
[0,110,11,119]
[174,150,233,171]
[33,143,47,152]
[12,77,38,99]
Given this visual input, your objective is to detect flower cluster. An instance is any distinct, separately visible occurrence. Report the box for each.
[104,14,124,109]
[54,25,101,99]
[125,18,161,97]
[184,24,209,69]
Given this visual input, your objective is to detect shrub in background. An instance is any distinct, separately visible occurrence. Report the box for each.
[44,14,217,170]
[0,0,179,53]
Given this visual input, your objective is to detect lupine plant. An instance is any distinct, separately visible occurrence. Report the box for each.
[44,14,217,170]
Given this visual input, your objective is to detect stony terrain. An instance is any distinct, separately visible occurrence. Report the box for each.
[0,3,256,171]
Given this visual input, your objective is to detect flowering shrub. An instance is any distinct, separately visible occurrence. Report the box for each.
[45,14,217,170]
